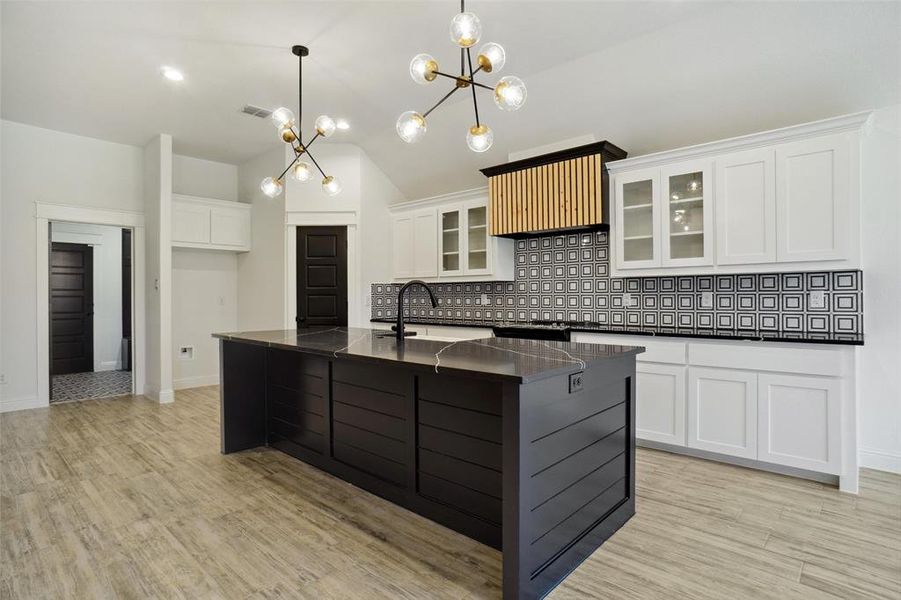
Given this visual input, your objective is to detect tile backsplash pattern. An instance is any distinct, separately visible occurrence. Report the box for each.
[371,231,863,334]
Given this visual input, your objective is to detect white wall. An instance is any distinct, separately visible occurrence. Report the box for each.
[0,120,143,408]
[859,104,901,473]
[171,153,239,388]
[50,222,124,371]
[172,250,237,388]
[173,154,238,202]
[237,147,286,331]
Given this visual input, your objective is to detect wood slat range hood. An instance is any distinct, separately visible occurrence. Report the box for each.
[480,141,627,238]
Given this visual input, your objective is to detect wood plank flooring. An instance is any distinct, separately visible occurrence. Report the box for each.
[1,386,898,599]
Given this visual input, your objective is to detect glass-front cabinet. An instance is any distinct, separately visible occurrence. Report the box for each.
[661,161,713,267]
[614,161,713,271]
[615,168,660,269]
[438,200,492,276]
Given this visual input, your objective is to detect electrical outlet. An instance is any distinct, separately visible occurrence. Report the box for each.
[700,291,714,309]
[622,293,633,307]
[809,290,826,309]
[569,372,584,393]
[178,346,194,360]
[0,374,6,385]
[480,293,489,306]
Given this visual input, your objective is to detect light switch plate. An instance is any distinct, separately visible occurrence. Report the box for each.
[178,346,194,360]
[569,372,584,393]
[700,291,714,308]
[809,290,826,309]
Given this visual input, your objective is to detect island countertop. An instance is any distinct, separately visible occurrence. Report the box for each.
[213,327,643,383]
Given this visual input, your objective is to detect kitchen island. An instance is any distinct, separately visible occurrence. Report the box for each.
[213,327,643,599]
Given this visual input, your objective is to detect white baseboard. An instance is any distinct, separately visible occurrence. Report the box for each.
[158,389,175,404]
[0,395,47,413]
[860,448,901,474]
[174,374,219,390]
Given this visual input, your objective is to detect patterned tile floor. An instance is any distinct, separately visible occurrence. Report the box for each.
[50,370,132,403]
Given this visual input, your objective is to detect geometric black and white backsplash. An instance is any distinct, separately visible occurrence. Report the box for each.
[371,230,863,334]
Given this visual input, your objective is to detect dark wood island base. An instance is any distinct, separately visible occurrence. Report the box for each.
[214,328,643,599]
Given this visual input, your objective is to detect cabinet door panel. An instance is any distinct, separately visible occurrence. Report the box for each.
[636,364,686,446]
[661,161,713,267]
[210,206,250,247]
[758,374,841,474]
[438,208,462,276]
[715,148,776,265]
[173,201,210,244]
[393,215,414,279]
[776,134,850,262]
[688,367,757,459]
[413,209,438,278]
[614,168,660,269]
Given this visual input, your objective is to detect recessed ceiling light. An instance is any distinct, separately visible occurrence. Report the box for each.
[161,66,184,82]
[336,119,350,131]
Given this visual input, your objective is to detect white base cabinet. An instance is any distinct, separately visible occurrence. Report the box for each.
[757,373,841,473]
[687,367,758,460]
[636,363,686,446]
[570,331,856,490]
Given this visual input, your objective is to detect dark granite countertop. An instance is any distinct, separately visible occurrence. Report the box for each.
[213,327,643,383]
[370,317,864,346]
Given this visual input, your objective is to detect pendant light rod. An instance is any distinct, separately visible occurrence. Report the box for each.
[423,86,461,118]
[466,48,480,127]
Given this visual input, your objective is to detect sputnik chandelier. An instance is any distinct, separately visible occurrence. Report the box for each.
[396,0,527,153]
[261,45,342,198]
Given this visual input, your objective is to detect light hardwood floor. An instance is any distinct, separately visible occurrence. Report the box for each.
[1,387,899,599]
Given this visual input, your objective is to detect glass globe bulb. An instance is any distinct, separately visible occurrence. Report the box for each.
[409,53,439,84]
[271,107,295,129]
[494,76,527,111]
[260,177,283,198]
[449,12,481,48]
[322,175,342,197]
[396,111,427,143]
[477,42,505,73]
[279,125,297,143]
[292,161,313,183]
[466,124,493,153]
[315,115,336,138]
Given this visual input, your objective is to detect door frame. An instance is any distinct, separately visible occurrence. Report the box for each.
[285,212,360,329]
[36,203,145,407]
[49,241,95,376]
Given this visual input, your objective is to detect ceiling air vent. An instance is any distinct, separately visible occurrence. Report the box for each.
[240,104,273,119]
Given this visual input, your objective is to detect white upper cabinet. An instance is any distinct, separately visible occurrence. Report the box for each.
[172,194,251,252]
[413,209,438,278]
[392,213,414,279]
[614,168,660,269]
[391,192,513,282]
[715,148,776,265]
[776,133,851,263]
[608,112,866,276]
[661,160,713,267]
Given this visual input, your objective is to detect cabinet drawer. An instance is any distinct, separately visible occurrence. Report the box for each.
[688,342,847,377]
[572,333,685,364]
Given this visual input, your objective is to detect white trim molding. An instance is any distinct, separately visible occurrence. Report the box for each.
[607,111,872,173]
[0,396,44,414]
[174,374,220,390]
[388,187,488,212]
[860,448,901,474]
[34,202,146,408]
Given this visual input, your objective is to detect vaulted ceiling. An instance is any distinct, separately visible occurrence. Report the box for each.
[2,1,899,199]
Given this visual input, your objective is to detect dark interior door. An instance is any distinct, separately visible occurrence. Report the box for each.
[122,229,132,371]
[50,242,94,375]
[296,226,348,327]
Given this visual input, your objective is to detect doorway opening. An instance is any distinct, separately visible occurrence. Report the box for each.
[49,222,134,403]
[296,226,348,328]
